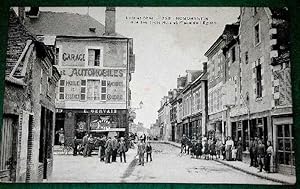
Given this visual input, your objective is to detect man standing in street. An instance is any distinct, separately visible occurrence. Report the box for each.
[181,134,187,153]
[146,142,152,162]
[137,139,146,166]
[73,136,78,156]
[249,138,254,166]
[118,137,127,163]
[105,137,113,163]
[82,133,89,157]
[87,134,94,156]
[253,137,259,167]
[111,135,119,162]
[257,139,266,172]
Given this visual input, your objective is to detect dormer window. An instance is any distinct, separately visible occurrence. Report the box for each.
[89,27,96,32]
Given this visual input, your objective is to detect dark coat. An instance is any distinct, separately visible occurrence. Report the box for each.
[146,145,152,153]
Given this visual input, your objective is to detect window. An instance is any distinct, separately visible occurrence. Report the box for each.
[277,124,295,166]
[256,64,262,98]
[40,69,43,95]
[46,77,50,97]
[58,80,65,100]
[254,23,261,45]
[87,80,100,100]
[88,49,101,66]
[245,51,249,64]
[80,80,87,100]
[101,80,107,101]
[55,47,59,65]
[231,47,236,63]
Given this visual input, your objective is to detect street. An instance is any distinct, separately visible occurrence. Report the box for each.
[49,143,280,184]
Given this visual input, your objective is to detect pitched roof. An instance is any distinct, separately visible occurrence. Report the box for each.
[6,9,36,77]
[24,11,125,38]
[204,23,239,57]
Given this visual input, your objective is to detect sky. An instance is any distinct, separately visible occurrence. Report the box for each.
[23,7,240,128]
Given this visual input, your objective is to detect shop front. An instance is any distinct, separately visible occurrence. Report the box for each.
[55,108,128,142]
[272,116,295,175]
[190,114,202,139]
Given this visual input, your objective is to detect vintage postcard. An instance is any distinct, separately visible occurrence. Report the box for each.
[0,6,296,184]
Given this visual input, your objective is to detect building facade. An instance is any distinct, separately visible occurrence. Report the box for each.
[157,63,207,142]
[205,23,239,141]
[24,7,135,142]
[236,7,293,174]
[1,9,60,182]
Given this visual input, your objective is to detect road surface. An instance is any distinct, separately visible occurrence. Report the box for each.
[49,142,280,184]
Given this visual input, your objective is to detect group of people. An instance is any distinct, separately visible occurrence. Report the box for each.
[249,137,274,173]
[71,132,154,166]
[136,138,153,166]
[71,133,128,163]
[180,134,220,160]
[180,134,274,173]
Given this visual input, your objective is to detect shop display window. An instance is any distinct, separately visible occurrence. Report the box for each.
[277,124,294,166]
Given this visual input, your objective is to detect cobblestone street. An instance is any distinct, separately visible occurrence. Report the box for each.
[49,143,280,184]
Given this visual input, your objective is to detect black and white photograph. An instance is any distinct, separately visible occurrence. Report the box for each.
[0,6,296,184]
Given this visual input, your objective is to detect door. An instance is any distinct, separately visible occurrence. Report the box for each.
[17,111,30,182]
[0,115,18,182]
[171,125,175,141]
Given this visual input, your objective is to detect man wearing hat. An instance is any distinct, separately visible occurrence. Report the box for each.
[118,137,127,163]
[111,135,119,162]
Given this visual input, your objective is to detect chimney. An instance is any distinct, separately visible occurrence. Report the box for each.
[18,7,25,24]
[27,7,39,18]
[104,7,116,36]
[202,62,207,73]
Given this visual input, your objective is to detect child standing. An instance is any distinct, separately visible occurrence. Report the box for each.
[146,142,152,162]
[232,146,237,161]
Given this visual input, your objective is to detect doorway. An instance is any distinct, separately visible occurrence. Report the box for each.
[0,115,18,182]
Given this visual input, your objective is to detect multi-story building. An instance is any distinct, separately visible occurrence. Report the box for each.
[181,70,202,138]
[170,91,178,141]
[205,23,239,141]
[24,7,135,142]
[1,9,60,182]
[237,7,293,174]
[180,64,208,140]
[149,120,160,140]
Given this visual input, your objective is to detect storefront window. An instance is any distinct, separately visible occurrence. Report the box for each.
[277,124,294,166]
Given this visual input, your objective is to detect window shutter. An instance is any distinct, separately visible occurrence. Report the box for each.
[88,49,95,66]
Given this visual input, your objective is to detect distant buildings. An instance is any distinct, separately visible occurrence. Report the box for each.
[156,7,293,175]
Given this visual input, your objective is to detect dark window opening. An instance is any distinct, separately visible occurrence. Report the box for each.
[256,64,262,98]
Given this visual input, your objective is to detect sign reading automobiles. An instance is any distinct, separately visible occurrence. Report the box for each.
[58,67,126,103]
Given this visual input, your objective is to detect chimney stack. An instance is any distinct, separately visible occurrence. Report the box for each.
[18,7,25,24]
[104,7,116,36]
[202,62,207,73]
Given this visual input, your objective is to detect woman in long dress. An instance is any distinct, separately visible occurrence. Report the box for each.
[265,141,274,173]
[236,137,243,161]
[225,136,234,161]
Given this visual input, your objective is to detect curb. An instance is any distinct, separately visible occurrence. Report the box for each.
[214,159,293,185]
[159,140,294,185]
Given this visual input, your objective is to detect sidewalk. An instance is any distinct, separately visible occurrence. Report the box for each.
[162,140,296,185]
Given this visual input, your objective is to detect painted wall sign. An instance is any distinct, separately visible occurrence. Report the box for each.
[62,53,85,62]
[84,109,117,114]
[59,68,125,78]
